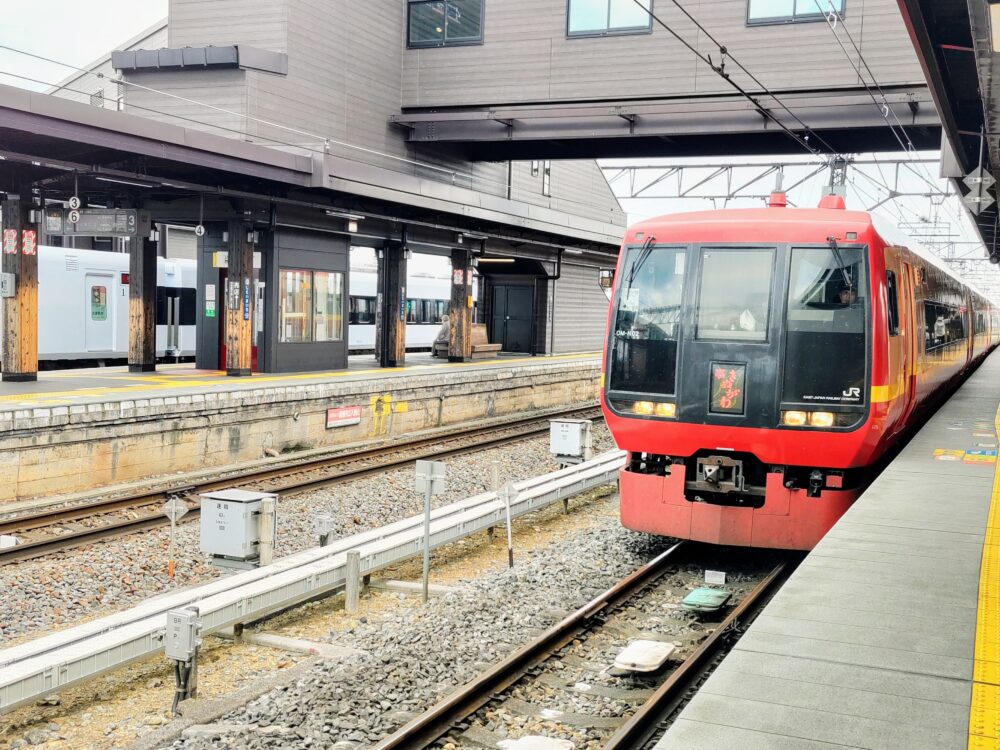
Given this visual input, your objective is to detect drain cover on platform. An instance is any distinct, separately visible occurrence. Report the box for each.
[499,737,575,750]
[613,639,676,672]
[681,588,732,612]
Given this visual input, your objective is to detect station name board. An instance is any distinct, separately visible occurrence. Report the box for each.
[44,208,152,238]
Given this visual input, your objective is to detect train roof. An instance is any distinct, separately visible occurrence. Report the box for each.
[626,197,996,304]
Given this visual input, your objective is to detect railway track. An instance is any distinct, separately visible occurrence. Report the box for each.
[0,405,600,565]
[373,543,796,750]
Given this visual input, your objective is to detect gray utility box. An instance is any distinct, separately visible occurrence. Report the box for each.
[200,489,277,563]
[549,418,593,464]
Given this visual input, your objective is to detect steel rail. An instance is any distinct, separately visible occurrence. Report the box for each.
[0,406,599,565]
[370,542,686,750]
[603,557,798,749]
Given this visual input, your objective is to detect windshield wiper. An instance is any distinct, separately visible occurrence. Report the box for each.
[628,235,657,285]
[826,236,853,291]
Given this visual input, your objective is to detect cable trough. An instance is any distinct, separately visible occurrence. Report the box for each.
[0,449,625,715]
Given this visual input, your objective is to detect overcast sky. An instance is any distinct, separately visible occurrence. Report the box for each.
[0,1,166,91]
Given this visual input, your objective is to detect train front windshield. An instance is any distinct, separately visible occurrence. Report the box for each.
[608,243,869,417]
[608,246,686,395]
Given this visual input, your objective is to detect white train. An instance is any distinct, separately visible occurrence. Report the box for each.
[32,245,197,366]
[13,246,460,367]
[348,269,460,352]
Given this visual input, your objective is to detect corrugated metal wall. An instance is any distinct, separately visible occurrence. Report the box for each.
[551,262,609,354]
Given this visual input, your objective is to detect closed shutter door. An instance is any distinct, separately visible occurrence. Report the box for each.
[552,263,609,354]
[166,226,198,261]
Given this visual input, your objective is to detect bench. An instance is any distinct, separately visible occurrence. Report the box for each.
[432,323,502,359]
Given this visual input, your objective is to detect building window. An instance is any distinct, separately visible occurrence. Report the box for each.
[408,0,484,48]
[568,0,653,37]
[747,0,843,25]
[279,269,344,343]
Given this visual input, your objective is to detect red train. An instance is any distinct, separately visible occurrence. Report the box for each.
[601,194,1000,550]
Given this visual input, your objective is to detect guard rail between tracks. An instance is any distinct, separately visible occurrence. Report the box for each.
[0,450,627,715]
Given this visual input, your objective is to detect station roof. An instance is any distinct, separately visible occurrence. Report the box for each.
[896,0,999,259]
[0,83,624,251]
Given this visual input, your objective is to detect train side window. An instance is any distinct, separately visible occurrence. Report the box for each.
[924,300,965,351]
[885,270,899,336]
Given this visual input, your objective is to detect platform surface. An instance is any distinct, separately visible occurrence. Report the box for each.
[657,351,1000,749]
[0,352,598,411]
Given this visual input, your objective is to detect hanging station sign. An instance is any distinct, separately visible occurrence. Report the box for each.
[44,208,152,238]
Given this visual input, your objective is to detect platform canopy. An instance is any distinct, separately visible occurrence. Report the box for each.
[896,0,1000,260]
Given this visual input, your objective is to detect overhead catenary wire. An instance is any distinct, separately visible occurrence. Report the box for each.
[628,0,828,163]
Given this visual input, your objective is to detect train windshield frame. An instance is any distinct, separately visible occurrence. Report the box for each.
[606,244,687,396]
[781,245,870,410]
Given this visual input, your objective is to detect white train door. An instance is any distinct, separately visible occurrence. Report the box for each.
[84,272,115,352]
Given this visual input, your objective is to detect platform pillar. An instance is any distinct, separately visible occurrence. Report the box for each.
[376,240,407,367]
[1,193,38,382]
[449,247,473,362]
[128,233,158,373]
[225,221,254,377]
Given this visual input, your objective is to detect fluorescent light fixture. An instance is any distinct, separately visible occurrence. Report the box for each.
[564,248,584,255]
[95,176,156,189]
[461,231,488,240]
[477,257,515,263]
[992,2,1000,52]
[325,209,366,221]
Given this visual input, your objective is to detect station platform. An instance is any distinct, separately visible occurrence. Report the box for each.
[657,352,1000,750]
[0,352,600,506]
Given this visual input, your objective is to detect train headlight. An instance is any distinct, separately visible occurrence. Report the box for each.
[654,402,677,418]
[633,401,656,416]
[781,410,808,427]
[809,411,835,428]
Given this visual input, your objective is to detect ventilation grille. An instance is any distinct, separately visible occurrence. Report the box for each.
[65,255,79,271]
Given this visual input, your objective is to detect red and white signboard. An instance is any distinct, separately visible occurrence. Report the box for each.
[2,229,17,255]
[452,268,465,286]
[21,230,36,256]
[326,405,362,429]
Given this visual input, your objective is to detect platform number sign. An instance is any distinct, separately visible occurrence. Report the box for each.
[2,229,17,255]
[21,230,36,256]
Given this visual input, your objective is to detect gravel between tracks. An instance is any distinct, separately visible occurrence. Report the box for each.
[0,426,616,644]
[164,514,671,750]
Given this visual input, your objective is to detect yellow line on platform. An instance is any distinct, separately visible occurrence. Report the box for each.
[0,353,599,406]
[970,409,1000,748]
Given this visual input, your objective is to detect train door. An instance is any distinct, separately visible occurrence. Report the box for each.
[84,272,115,353]
[898,260,918,420]
[490,284,533,353]
[217,268,260,371]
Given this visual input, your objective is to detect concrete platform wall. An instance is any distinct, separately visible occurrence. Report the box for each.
[0,361,599,503]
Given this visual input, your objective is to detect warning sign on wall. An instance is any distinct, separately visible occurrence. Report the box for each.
[2,229,17,255]
[326,405,362,429]
[21,230,36,256]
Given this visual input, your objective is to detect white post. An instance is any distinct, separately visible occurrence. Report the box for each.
[259,497,276,566]
[422,484,432,603]
[502,484,514,568]
[346,550,361,614]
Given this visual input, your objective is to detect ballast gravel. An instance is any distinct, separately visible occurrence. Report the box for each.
[164,518,670,750]
[0,426,616,644]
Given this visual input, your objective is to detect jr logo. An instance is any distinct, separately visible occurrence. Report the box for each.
[842,387,862,399]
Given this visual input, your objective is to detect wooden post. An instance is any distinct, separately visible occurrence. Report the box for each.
[449,247,473,362]
[128,233,157,372]
[226,220,254,376]
[376,241,407,367]
[1,193,38,382]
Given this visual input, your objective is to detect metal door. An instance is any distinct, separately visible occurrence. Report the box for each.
[491,284,533,353]
[84,272,114,352]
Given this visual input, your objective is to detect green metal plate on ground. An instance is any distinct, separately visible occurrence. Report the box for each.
[681,587,733,612]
